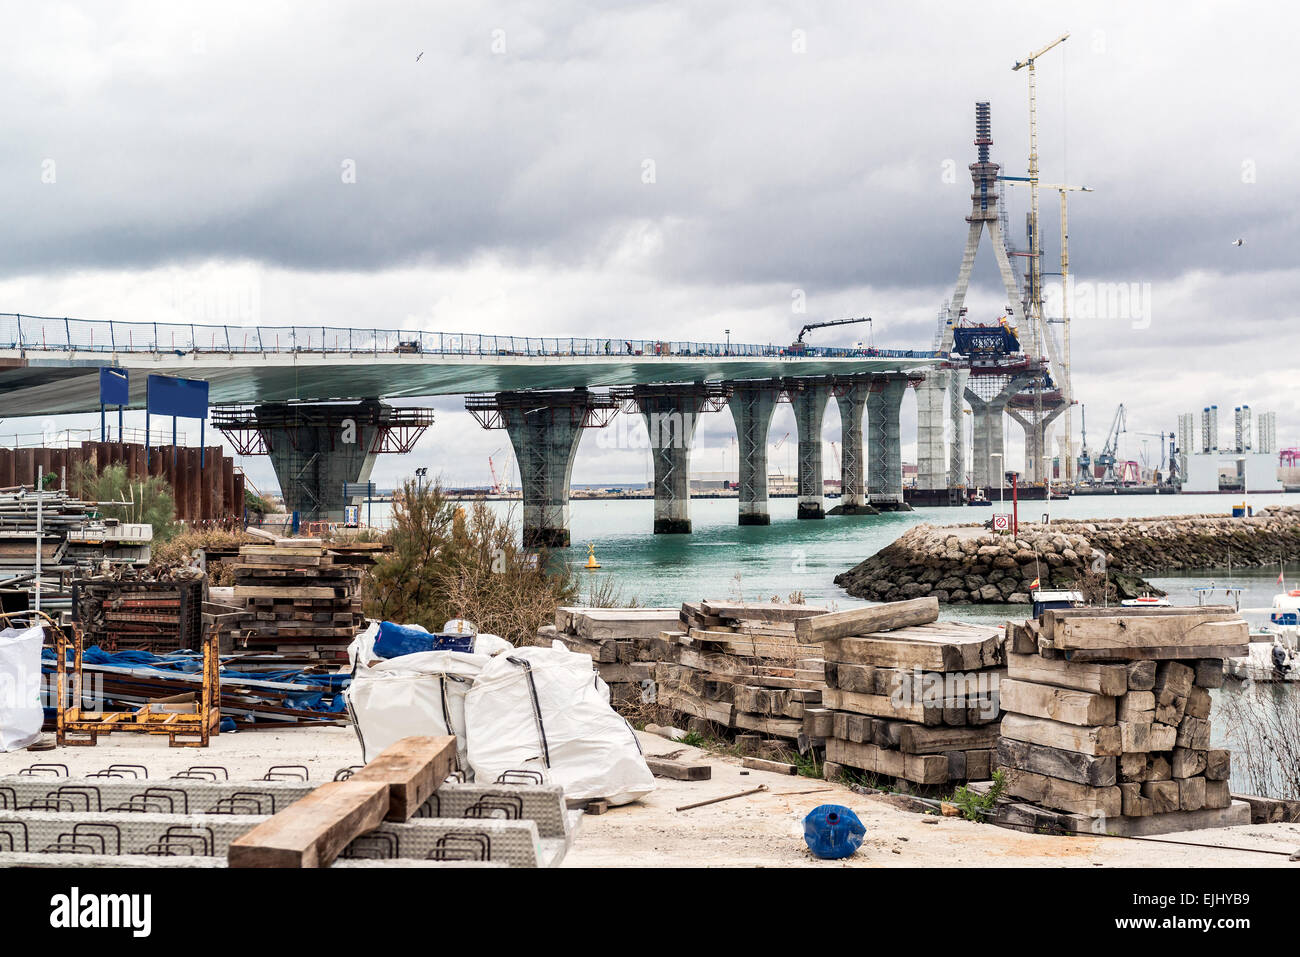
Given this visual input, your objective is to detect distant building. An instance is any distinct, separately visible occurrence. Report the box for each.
[689,470,737,491]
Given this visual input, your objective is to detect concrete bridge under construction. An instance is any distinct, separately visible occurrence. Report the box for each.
[0,314,939,546]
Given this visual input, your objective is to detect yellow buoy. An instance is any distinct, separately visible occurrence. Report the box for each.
[584,542,601,570]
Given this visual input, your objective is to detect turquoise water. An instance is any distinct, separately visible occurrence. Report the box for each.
[556,492,1296,612]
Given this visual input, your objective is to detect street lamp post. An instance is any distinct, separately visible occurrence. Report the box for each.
[725,329,731,355]
[990,453,1004,517]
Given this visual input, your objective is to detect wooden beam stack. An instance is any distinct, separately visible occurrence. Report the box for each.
[996,607,1249,832]
[653,600,827,739]
[543,607,683,708]
[805,599,1005,786]
[231,541,383,661]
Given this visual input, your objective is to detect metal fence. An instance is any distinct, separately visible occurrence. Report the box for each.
[0,313,938,361]
[3,427,190,448]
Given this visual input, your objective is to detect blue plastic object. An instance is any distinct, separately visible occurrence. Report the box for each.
[803,804,866,859]
[372,621,475,659]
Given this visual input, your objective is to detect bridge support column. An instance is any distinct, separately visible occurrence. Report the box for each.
[254,400,386,522]
[967,394,1005,491]
[948,367,969,487]
[832,378,877,514]
[632,385,711,534]
[727,382,779,525]
[475,389,618,548]
[1009,403,1066,485]
[916,370,949,490]
[790,380,830,519]
[964,373,1032,490]
[212,400,433,525]
[867,376,912,511]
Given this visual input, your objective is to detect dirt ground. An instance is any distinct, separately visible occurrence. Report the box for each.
[2,727,1296,867]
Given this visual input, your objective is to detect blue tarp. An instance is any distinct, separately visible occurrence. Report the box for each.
[41,645,349,714]
[373,620,475,659]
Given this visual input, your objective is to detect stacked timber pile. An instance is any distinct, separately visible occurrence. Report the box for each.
[653,600,828,740]
[232,540,384,661]
[994,606,1250,835]
[801,597,1004,787]
[542,607,683,709]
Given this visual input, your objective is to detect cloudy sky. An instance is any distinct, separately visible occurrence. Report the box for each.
[1,1,1294,493]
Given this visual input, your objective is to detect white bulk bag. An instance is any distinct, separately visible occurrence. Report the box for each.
[0,625,44,753]
[464,643,655,805]
[345,650,489,769]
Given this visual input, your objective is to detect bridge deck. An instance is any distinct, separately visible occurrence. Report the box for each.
[0,316,939,415]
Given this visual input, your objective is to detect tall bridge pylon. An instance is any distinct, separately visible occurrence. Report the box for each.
[917,102,1026,492]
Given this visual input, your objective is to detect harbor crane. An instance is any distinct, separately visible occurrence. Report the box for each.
[1136,430,1179,486]
[1076,405,1092,484]
[1096,403,1128,485]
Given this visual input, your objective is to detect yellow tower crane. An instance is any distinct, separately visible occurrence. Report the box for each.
[1013,30,1069,360]
[1003,178,1093,483]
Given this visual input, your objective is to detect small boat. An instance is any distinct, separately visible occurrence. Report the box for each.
[1264,589,1300,651]
[968,487,992,506]
[1120,595,1171,607]
[1031,589,1085,617]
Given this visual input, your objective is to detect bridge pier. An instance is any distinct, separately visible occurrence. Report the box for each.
[867,376,912,511]
[832,377,876,514]
[1009,402,1066,485]
[727,382,780,525]
[965,373,1032,490]
[214,400,434,523]
[967,393,1005,491]
[632,384,712,534]
[790,379,830,519]
[470,389,618,548]
[915,370,948,491]
[948,366,969,487]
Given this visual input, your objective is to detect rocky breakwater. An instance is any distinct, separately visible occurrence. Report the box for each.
[835,505,1300,606]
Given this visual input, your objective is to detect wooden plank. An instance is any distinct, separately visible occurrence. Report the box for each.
[823,630,1000,672]
[646,756,712,781]
[228,780,390,868]
[997,737,1117,786]
[1000,712,1122,756]
[741,756,798,775]
[999,678,1116,726]
[794,597,938,644]
[826,738,948,785]
[1006,653,1128,696]
[348,735,457,821]
[1039,605,1238,642]
[1003,767,1121,817]
[1065,643,1248,662]
[1050,615,1248,651]
[234,585,338,599]
[898,724,1000,755]
[701,600,828,622]
[822,688,940,726]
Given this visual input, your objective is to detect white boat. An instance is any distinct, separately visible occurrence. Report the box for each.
[1265,589,1300,652]
[1120,595,1171,607]
[1224,587,1300,682]
[1030,589,1084,617]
